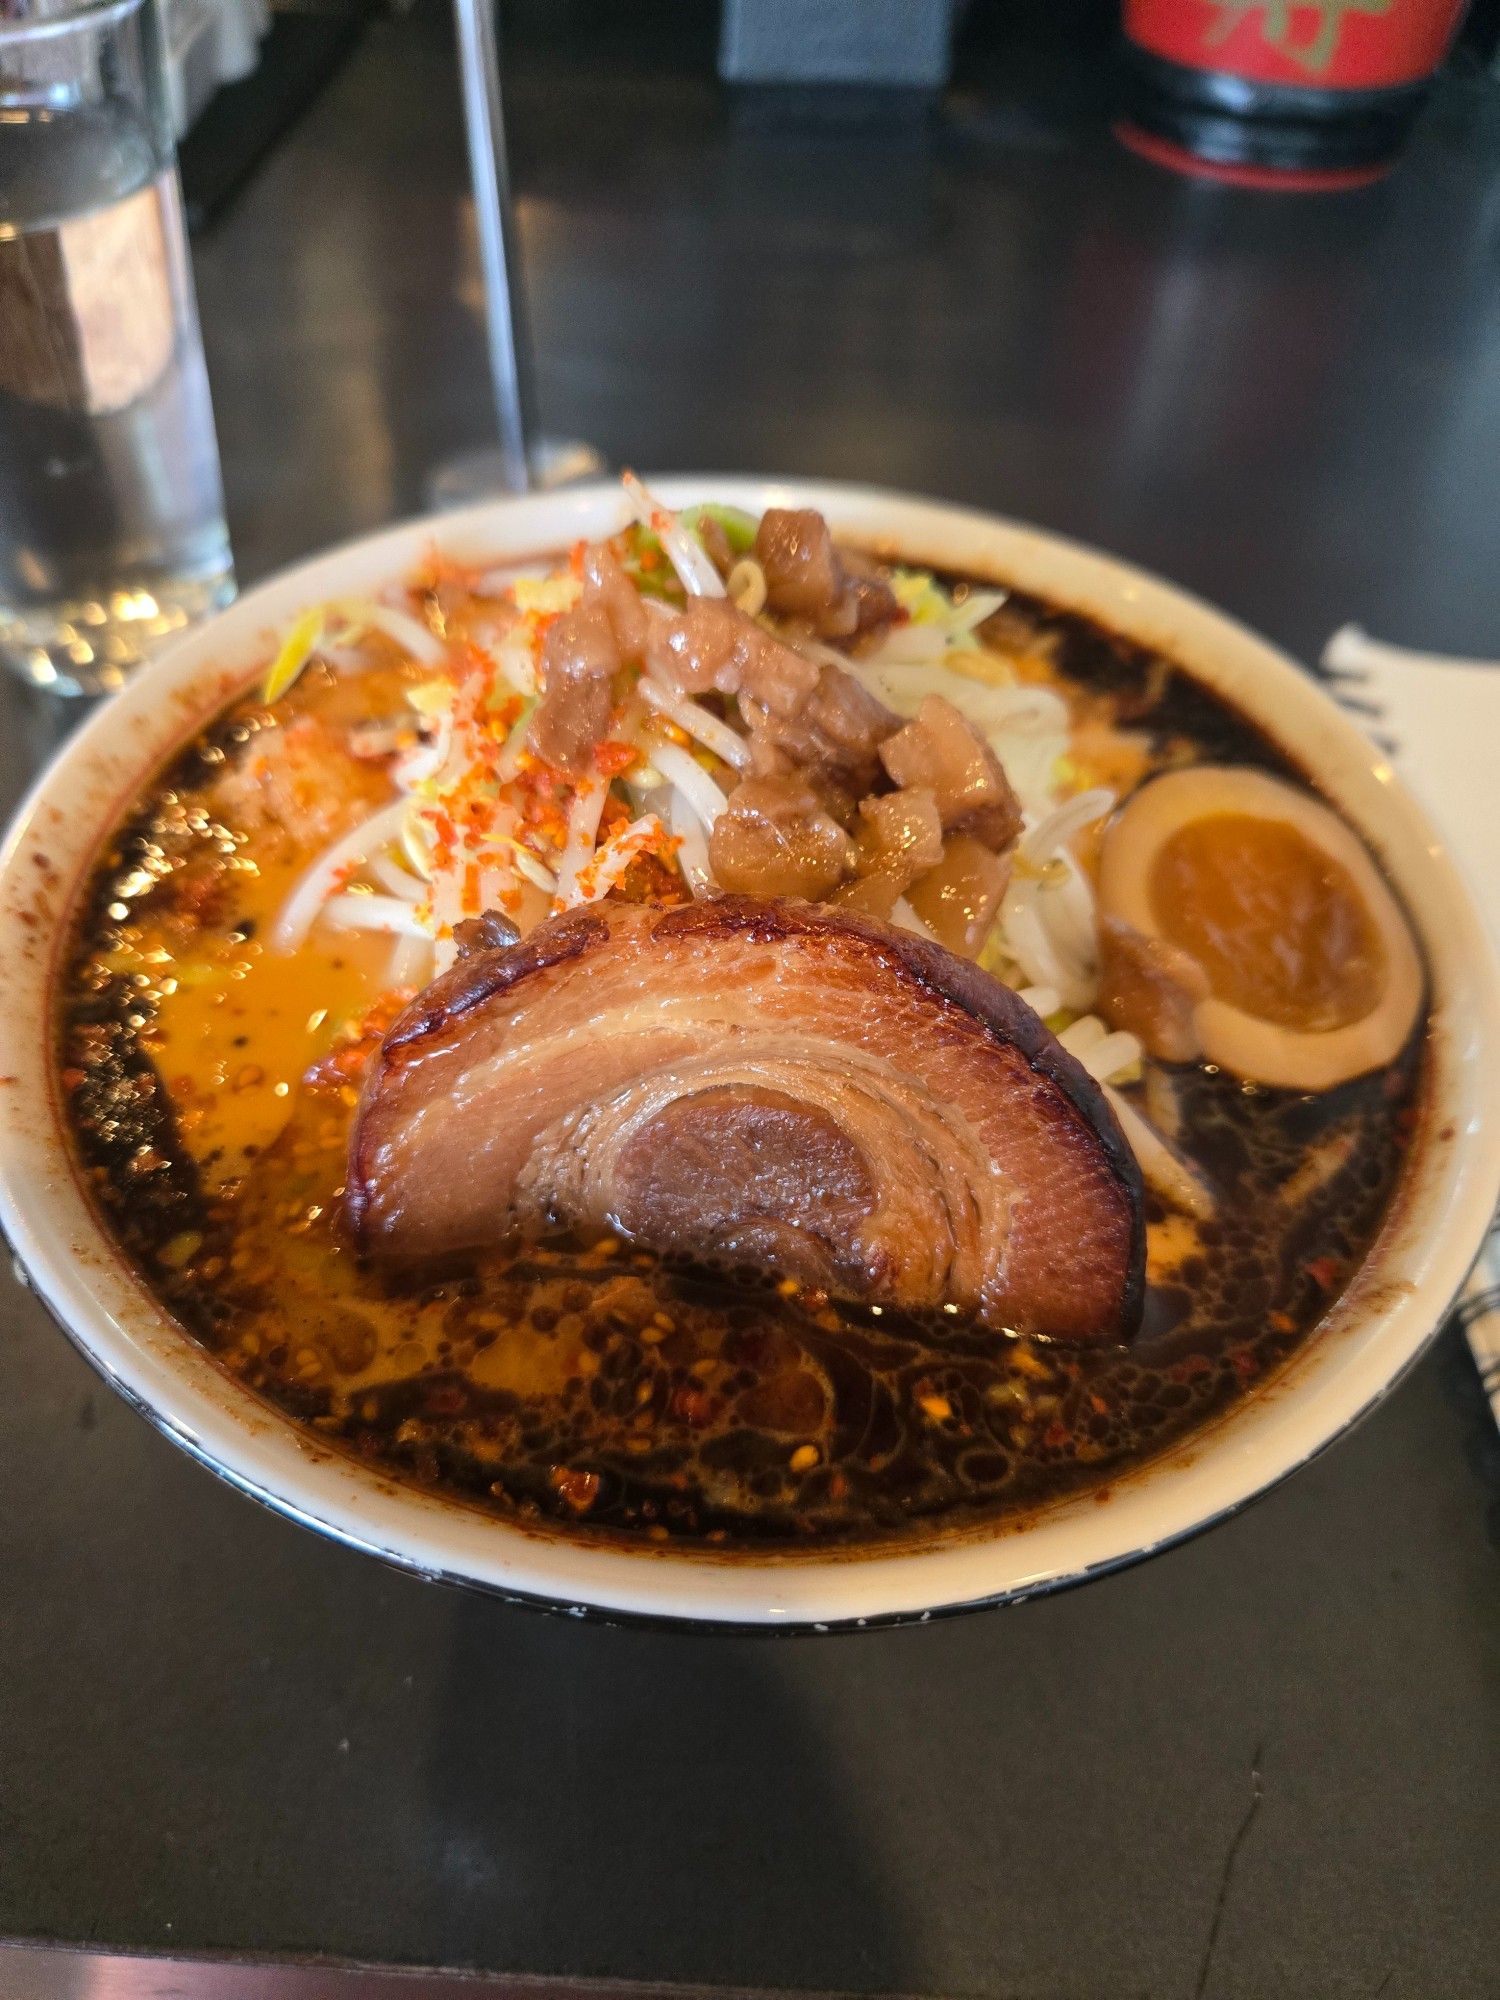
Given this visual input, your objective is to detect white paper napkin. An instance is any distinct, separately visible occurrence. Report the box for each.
[1322,627,1500,1419]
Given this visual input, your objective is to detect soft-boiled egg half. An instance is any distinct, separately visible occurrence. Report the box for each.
[1097,766,1423,1091]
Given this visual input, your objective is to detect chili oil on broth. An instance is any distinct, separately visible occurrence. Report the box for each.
[56,581,1422,1552]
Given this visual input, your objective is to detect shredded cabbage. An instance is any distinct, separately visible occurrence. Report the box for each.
[513,574,582,617]
[680,503,758,556]
[262,608,324,703]
[262,594,448,708]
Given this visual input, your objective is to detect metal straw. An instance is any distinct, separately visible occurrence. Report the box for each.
[451,0,535,492]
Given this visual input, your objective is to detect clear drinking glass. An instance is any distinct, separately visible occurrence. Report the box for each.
[0,0,234,693]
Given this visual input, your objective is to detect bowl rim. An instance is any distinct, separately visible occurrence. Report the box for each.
[3,474,1497,1630]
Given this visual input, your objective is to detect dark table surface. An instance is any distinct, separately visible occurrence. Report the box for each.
[3,8,1499,1997]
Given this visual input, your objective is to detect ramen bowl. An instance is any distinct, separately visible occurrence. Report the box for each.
[2,479,1496,1629]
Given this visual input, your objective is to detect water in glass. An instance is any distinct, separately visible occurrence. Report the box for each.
[0,10,234,693]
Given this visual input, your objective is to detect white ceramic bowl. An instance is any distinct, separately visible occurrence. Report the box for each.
[3,479,1497,1629]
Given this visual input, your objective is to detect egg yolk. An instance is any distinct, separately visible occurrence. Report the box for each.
[1149,812,1386,1032]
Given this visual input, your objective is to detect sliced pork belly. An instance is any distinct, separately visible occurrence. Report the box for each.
[347,898,1144,1345]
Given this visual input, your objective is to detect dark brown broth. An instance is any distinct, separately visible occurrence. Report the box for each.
[57,585,1422,1551]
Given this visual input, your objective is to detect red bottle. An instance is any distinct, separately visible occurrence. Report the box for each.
[1117,0,1471,189]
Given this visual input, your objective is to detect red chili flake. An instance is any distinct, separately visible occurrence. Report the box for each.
[1168,1352,1212,1383]
[671,1385,718,1427]
[1304,1256,1341,1290]
[568,540,587,576]
[1230,1348,1260,1383]
[522,762,567,802]
[593,741,638,778]
[550,1466,601,1513]
[420,547,481,592]
[1088,1393,1109,1416]
[1268,1309,1296,1334]
[1043,1421,1070,1449]
[304,991,412,1091]
[639,547,661,572]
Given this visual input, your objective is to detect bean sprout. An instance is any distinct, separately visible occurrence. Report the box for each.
[508,841,559,895]
[639,677,751,770]
[553,775,609,906]
[650,742,730,829]
[1018,787,1114,871]
[574,815,670,905]
[1000,873,1090,1008]
[1058,1017,1142,1086]
[622,473,726,598]
[948,589,1008,635]
[1104,1086,1217,1220]
[1017,984,1061,1018]
[1044,852,1101,965]
[331,599,447,669]
[387,931,435,989]
[867,623,950,665]
[1057,1015,1107,1056]
[322,892,432,938]
[369,853,425,901]
[492,697,537,784]
[272,801,413,952]
[670,789,714,895]
[891,897,940,943]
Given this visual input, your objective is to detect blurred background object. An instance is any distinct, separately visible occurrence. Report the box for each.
[176,0,377,228]
[423,0,603,502]
[719,0,968,88]
[1117,0,1474,186]
[164,0,271,136]
[0,0,234,694]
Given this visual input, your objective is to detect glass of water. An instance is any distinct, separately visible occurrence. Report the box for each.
[0,0,234,694]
